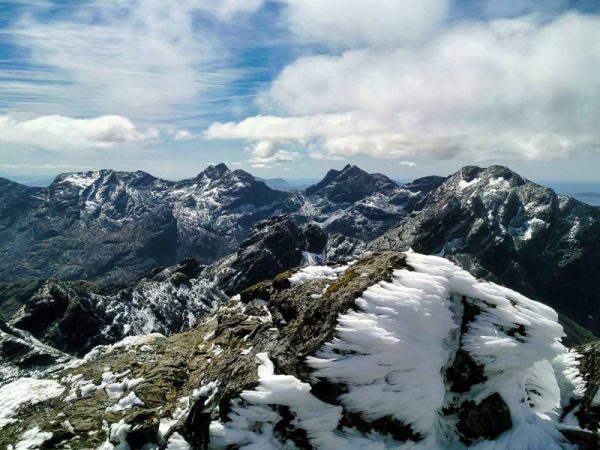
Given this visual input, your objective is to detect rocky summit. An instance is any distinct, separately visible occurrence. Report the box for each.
[370,165,600,338]
[1,252,599,449]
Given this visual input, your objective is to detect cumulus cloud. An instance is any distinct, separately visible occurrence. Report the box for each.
[245,140,299,168]
[172,129,197,141]
[399,161,417,167]
[0,115,159,150]
[281,0,450,47]
[208,12,600,162]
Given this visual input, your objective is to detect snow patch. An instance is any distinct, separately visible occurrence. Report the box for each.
[458,177,481,190]
[288,263,350,287]
[105,391,144,414]
[0,378,64,428]
[12,426,53,450]
[488,177,511,190]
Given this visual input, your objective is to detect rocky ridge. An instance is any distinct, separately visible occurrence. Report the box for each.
[370,165,600,336]
[3,215,327,361]
[0,252,598,449]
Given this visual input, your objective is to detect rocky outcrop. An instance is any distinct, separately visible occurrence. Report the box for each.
[7,216,325,358]
[0,319,70,383]
[0,252,596,449]
[208,215,328,295]
[9,260,224,357]
[574,341,600,435]
[304,164,397,203]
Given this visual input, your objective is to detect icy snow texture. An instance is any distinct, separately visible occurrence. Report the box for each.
[105,391,144,413]
[0,378,65,428]
[288,263,350,287]
[307,260,456,435]
[11,427,53,450]
[216,253,583,449]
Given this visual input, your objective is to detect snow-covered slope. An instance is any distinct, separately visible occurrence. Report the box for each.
[9,259,225,357]
[0,252,597,449]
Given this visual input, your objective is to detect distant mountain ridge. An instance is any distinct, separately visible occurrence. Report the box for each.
[1,163,600,340]
[0,163,428,284]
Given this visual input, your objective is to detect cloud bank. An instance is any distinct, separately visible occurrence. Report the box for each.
[0,115,159,150]
[208,5,600,163]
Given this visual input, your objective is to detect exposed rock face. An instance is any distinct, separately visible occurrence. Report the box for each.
[305,164,397,203]
[6,216,325,357]
[10,260,224,356]
[0,320,70,382]
[370,165,600,335]
[0,252,596,449]
[295,164,432,241]
[208,215,328,296]
[574,341,600,433]
[0,164,427,286]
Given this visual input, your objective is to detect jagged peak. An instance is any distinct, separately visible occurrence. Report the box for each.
[199,163,230,179]
[305,164,396,202]
[435,165,530,194]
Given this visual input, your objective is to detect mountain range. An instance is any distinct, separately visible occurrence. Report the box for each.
[2,162,600,448]
[1,163,598,340]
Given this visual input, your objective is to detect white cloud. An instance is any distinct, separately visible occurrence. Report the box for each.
[281,0,450,47]
[308,151,345,161]
[208,13,600,162]
[200,0,264,21]
[0,115,159,150]
[173,129,197,141]
[399,161,417,167]
[3,0,263,122]
[245,140,299,168]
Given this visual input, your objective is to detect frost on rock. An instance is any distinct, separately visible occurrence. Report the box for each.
[0,378,65,428]
[66,333,166,369]
[216,253,587,449]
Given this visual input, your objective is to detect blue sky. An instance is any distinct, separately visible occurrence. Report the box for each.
[1,0,600,183]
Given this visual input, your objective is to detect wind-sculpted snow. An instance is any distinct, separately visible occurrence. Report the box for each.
[307,258,456,436]
[0,252,596,449]
[218,253,586,449]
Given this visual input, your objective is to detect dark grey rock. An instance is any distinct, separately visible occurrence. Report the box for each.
[370,165,600,337]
